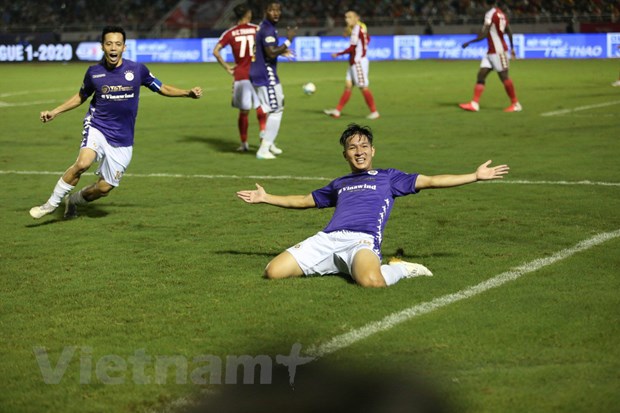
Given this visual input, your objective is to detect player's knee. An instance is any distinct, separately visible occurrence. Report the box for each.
[71,161,91,175]
[355,272,387,288]
[263,262,283,280]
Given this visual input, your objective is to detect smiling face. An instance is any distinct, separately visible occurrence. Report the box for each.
[343,133,375,173]
[101,32,126,68]
[265,2,281,24]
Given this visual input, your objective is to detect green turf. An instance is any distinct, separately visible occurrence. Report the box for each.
[1,58,619,412]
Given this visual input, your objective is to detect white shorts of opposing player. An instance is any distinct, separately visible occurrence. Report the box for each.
[232,80,260,111]
[480,51,511,72]
[346,57,370,88]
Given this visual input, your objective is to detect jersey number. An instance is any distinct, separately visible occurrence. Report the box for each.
[235,35,255,58]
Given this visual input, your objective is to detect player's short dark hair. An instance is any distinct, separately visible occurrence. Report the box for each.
[101,25,126,44]
[233,3,249,19]
[340,123,374,147]
[263,0,280,11]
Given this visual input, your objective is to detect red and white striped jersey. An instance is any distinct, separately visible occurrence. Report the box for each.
[216,23,259,81]
[483,7,509,54]
[336,23,369,65]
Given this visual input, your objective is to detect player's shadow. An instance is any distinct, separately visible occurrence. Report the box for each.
[215,249,280,258]
[179,135,240,153]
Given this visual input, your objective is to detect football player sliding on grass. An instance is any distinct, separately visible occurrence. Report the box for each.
[237,123,510,288]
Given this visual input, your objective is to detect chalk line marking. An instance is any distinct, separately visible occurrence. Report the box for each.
[305,229,620,358]
[541,100,620,117]
[2,170,619,186]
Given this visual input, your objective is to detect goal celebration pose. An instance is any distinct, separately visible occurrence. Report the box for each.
[30,25,202,219]
[237,124,510,288]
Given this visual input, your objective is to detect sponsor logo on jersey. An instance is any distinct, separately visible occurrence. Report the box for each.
[92,73,106,79]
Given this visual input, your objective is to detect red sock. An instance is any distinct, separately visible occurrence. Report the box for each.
[473,83,485,103]
[336,89,352,111]
[256,107,267,133]
[361,88,377,113]
[238,112,249,143]
[502,79,517,103]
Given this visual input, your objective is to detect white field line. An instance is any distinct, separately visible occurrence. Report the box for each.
[305,228,620,358]
[541,100,620,117]
[1,170,620,187]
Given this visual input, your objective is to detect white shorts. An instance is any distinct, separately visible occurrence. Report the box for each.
[80,127,132,187]
[345,58,370,88]
[232,79,259,111]
[255,83,284,114]
[480,52,510,72]
[286,231,379,277]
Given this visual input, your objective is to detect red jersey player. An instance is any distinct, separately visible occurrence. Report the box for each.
[324,10,380,120]
[459,0,522,113]
[213,4,267,152]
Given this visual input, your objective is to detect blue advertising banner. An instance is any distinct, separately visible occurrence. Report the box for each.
[1,33,618,63]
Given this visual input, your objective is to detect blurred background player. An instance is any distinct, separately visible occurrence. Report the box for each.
[324,10,380,120]
[29,26,202,220]
[249,1,296,160]
[213,3,267,152]
[459,0,522,113]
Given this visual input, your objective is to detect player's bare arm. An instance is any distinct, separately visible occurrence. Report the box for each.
[158,84,202,98]
[264,26,297,59]
[505,25,516,57]
[415,160,509,190]
[213,43,235,75]
[40,93,87,123]
[462,24,490,48]
[236,183,315,209]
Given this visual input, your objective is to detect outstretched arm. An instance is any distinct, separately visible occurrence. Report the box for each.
[40,92,87,123]
[415,160,509,190]
[236,183,316,209]
[158,84,202,98]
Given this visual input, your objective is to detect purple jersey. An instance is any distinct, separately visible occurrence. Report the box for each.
[79,59,162,147]
[312,169,419,254]
[249,19,280,87]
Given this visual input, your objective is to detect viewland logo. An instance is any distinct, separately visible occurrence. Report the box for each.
[33,343,314,385]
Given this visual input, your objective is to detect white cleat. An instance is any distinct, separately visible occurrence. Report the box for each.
[612,80,620,87]
[269,144,283,155]
[29,202,56,219]
[388,257,433,278]
[256,149,276,160]
[323,108,341,118]
[237,142,250,152]
[366,111,380,120]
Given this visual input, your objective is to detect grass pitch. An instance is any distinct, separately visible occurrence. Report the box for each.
[1,58,619,412]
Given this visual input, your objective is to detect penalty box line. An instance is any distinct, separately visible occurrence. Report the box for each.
[305,229,620,359]
[1,170,620,186]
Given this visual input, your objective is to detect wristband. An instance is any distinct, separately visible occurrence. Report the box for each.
[284,39,291,48]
